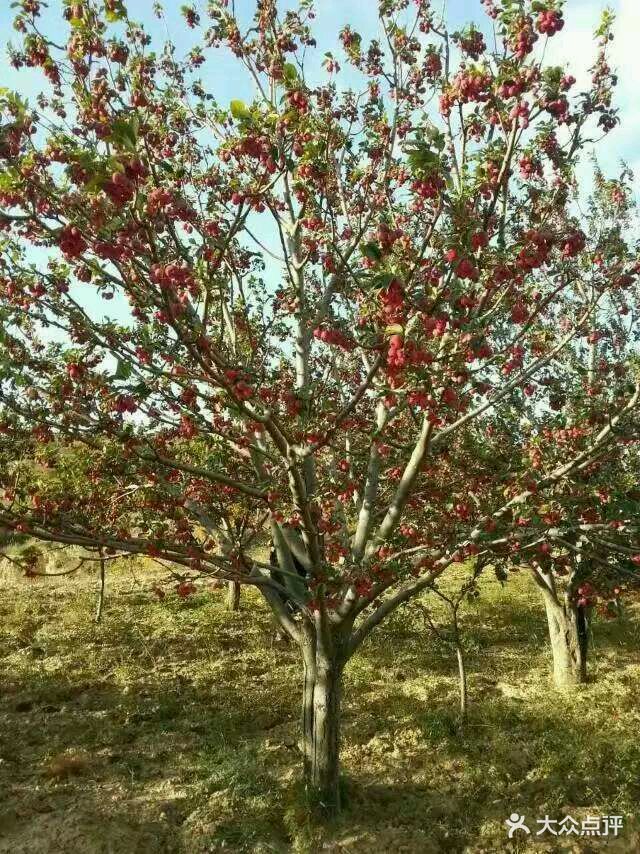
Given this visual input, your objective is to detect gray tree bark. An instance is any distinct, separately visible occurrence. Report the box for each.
[455,641,468,719]
[227,580,241,611]
[301,637,343,814]
[531,565,589,690]
[542,591,588,689]
[95,551,106,624]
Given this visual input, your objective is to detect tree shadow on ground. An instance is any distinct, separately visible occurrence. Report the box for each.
[0,660,298,853]
[1,575,638,853]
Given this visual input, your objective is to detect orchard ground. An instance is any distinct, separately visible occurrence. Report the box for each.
[0,554,638,854]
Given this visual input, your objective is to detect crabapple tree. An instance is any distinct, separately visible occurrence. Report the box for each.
[499,167,640,688]
[414,165,640,690]
[0,0,636,811]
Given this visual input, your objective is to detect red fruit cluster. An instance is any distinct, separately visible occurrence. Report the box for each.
[450,69,492,104]
[510,99,530,128]
[224,369,253,401]
[58,225,87,259]
[103,171,135,206]
[179,416,198,438]
[287,90,309,114]
[519,154,542,180]
[376,222,403,252]
[176,581,197,598]
[457,29,486,60]
[407,390,428,408]
[576,582,596,608]
[442,386,459,409]
[353,577,372,596]
[113,395,137,414]
[150,261,195,293]
[411,173,444,199]
[423,315,449,338]
[545,95,569,123]
[301,215,324,233]
[452,500,470,519]
[509,15,538,59]
[107,42,128,64]
[502,344,525,376]
[517,229,554,271]
[456,258,479,281]
[66,363,83,381]
[470,231,489,251]
[0,121,28,159]
[313,326,355,351]
[231,134,277,173]
[94,240,125,263]
[147,187,174,215]
[339,26,361,55]
[424,51,442,78]
[561,230,586,259]
[66,3,84,19]
[279,392,300,416]
[379,279,405,323]
[182,6,200,28]
[537,9,564,36]
[510,302,528,324]
[481,0,498,19]
[387,333,405,370]
[499,77,526,99]
[539,131,560,159]
[230,190,266,212]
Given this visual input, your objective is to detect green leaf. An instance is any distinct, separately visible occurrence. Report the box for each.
[372,271,395,288]
[424,125,446,151]
[133,382,151,399]
[114,359,132,380]
[0,88,28,116]
[109,117,138,151]
[362,242,382,263]
[385,324,404,336]
[105,1,127,22]
[0,171,18,193]
[407,146,438,171]
[283,63,299,83]
[230,100,251,120]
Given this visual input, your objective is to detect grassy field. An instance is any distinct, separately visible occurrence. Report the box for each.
[0,558,638,853]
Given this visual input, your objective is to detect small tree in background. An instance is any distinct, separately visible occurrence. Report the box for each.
[413,560,485,721]
[0,0,637,812]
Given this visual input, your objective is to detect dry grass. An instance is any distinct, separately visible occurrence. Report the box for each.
[0,558,638,853]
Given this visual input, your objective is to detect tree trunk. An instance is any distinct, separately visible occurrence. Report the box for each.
[301,645,343,815]
[95,554,106,624]
[456,642,468,720]
[543,595,588,689]
[226,580,241,611]
[451,611,467,720]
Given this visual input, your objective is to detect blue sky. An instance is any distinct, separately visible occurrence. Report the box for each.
[0,0,638,333]
[1,0,637,178]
